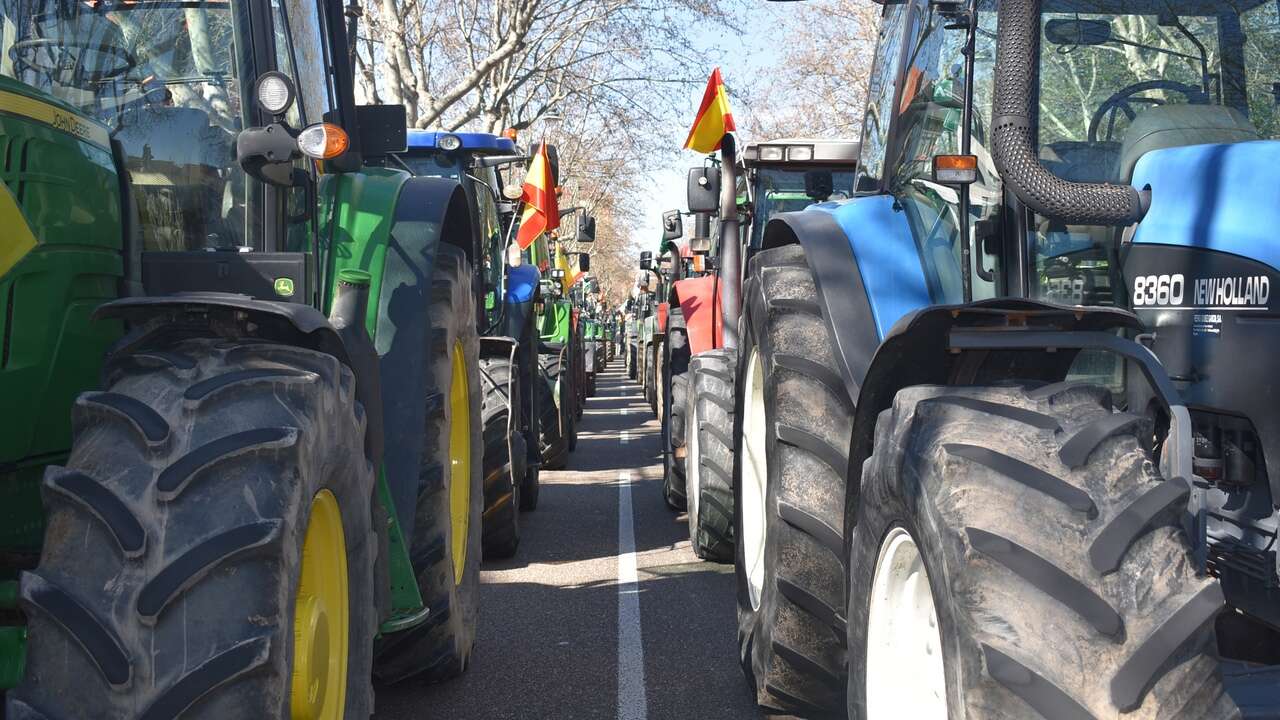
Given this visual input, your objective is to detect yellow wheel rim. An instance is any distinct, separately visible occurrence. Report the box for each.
[291,490,348,720]
[448,339,472,584]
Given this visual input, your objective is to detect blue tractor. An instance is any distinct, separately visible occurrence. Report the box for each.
[730,0,1280,717]
[399,131,543,559]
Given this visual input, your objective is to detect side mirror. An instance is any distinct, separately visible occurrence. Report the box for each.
[804,170,834,201]
[578,215,596,243]
[574,252,591,272]
[639,251,653,270]
[687,166,720,213]
[661,209,683,241]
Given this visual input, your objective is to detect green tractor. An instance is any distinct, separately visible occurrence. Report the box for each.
[1,1,486,716]
[398,129,542,557]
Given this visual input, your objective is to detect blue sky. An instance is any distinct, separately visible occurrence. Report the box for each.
[631,6,791,253]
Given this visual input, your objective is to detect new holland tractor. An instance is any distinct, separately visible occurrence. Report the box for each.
[399,130,544,557]
[732,0,1280,717]
[676,140,858,561]
[0,0,489,715]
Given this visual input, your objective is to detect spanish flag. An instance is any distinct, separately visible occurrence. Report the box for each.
[684,68,736,153]
[555,245,581,294]
[516,142,559,250]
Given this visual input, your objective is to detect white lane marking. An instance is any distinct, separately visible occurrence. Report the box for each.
[617,470,647,720]
[620,430,631,444]
[620,407,628,417]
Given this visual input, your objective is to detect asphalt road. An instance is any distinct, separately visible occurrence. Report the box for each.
[374,362,765,720]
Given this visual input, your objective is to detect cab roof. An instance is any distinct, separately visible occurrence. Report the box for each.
[405,130,516,154]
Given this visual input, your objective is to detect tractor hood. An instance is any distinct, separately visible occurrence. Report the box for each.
[1131,140,1280,275]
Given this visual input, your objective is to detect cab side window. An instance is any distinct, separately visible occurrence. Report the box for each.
[887,0,1000,302]
[857,1,911,190]
[284,0,336,122]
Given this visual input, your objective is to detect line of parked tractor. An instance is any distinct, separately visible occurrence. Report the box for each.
[0,2,617,711]
[630,1,1280,715]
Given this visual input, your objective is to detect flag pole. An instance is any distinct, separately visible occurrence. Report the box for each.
[718,132,740,350]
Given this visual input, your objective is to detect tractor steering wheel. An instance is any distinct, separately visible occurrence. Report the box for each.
[10,39,138,89]
[1087,80,1207,143]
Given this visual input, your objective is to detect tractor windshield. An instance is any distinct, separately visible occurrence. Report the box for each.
[0,0,258,250]
[1025,1,1280,306]
[749,166,855,245]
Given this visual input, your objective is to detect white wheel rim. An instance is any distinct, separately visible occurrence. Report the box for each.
[687,398,702,529]
[740,349,768,611]
[866,527,947,720]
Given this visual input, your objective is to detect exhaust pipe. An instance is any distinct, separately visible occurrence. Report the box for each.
[993,0,1149,226]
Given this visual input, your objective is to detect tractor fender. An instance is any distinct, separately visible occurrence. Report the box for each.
[94,293,384,471]
[656,302,670,335]
[673,274,723,355]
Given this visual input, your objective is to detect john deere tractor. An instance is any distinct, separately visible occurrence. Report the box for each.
[399,129,543,557]
[0,0,487,715]
[731,0,1280,717]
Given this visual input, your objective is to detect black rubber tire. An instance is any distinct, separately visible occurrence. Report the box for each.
[662,372,690,511]
[8,339,376,719]
[735,244,851,716]
[686,349,736,563]
[628,343,638,380]
[478,356,521,559]
[372,244,483,684]
[645,341,658,416]
[848,383,1237,719]
[538,353,571,471]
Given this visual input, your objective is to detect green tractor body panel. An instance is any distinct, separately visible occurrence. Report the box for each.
[0,79,123,565]
[540,299,573,344]
[320,167,438,629]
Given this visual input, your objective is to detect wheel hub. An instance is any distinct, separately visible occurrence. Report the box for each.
[741,349,768,611]
[449,339,472,584]
[291,490,348,720]
[865,526,946,719]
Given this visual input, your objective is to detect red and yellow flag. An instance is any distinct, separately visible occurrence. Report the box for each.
[516,143,559,250]
[684,68,736,153]
[554,245,583,294]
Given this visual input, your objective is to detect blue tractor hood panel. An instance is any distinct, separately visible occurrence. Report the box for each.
[506,264,541,304]
[1132,140,1280,272]
[406,130,516,154]
[810,195,931,339]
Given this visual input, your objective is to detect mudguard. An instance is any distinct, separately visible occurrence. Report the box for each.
[673,274,723,355]
[656,302,670,335]
[328,172,474,541]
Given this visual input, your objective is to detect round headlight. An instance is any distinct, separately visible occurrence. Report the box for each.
[438,133,462,151]
[255,72,295,116]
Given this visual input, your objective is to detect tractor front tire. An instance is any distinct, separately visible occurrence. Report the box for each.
[9,339,376,719]
[373,244,483,684]
[686,349,736,563]
[663,372,689,511]
[538,353,571,472]
[478,356,522,559]
[735,244,851,716]
[848,384,1236,719]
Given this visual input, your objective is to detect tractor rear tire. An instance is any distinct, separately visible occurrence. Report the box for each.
[848,384,1236,719]
[478,357,522,560]
[663,372,689,511]
[645,342,658,416]
[373,244,483,684]
[735,244,851,716]
[8,339,376,720]
[628,343,638,380]
[661,320,691,511]
[686,349,736,563]
[538,353,571,471]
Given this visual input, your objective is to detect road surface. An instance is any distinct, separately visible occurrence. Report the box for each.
[375,362,765,720]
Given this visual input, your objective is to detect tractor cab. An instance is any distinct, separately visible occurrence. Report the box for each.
[401,130,523,330]
[740,138,859,247]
